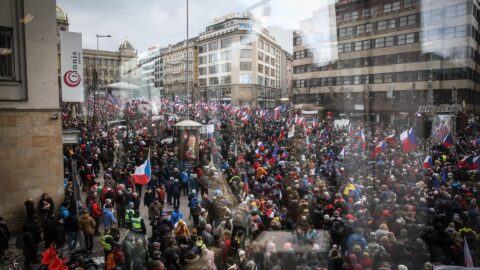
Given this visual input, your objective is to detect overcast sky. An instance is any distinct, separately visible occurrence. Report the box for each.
[57,0,328,54]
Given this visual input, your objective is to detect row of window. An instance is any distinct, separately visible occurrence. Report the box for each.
[337,0,417,23]
[293,68,475,88]
[198,75,278,86]
[338,25,469,53]
[338,14,417,38]
[293,49,313,59]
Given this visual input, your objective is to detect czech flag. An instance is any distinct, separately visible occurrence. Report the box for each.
[373,141,387,156]
[442,134,454,148]
[458,154,474,169]
[472,156,480,170]
[400,128,417,152]
[385,133,396,144]
[422,156,433,168]
[133,159,151,185]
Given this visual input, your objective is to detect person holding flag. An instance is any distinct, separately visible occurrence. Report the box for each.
[133,158,151,197]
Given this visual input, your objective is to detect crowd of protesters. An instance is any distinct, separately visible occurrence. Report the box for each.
[1,98,480,270]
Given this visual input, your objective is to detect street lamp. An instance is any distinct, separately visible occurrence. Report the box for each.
[93,34,111,125]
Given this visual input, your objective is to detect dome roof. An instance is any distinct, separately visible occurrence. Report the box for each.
[119,39,134,51]
[56,6,67,21]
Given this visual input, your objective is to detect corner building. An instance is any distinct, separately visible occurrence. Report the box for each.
[292,0,480,121]
[197,12,284,108]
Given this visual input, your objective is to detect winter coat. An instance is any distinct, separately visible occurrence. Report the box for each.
[102,208,117,230]
[79,213,96,235]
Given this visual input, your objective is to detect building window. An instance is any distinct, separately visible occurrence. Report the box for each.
[444,27,455,39]
[355,41,363,51]
[240,62,252,71]
[375,38,385,48]
[209,41,218,51]
[199,78,206,86]
[354,75,361,84]
[431,9,442,22]
[265,55,271,63]
[374,74,384,83]
[344,43,352,52]
[339,28,346,37]
[221,38,231,48]
[199,56,207,65]
[258,52,264,61]
[384,2,400,13]
[338,44,344,54]
[240,49,252,58]
[455,25,466,37]
[363,40,371,50]
[199,67,207,75]
[209,65,218,74]
[362,8,371,17]
[366,23,374,32]
[385,36,394,47]
[221,75,231,84]
[357,24,365,34]
[258,75,264,85]
[240,35,252,45]
[270,68,275,76]
[221,50,232,60]
[378,20,387,31]
[209,53,218,63]
[294,36,302,45]
[404,0,416,8]
[209,77,219,85]
[406,33,415,43]
[265,66,270,75]
[384,73,394,83]
[346,27,354,37]
[258,64,263,73]
[240,74,252,84]
[271,58,275,65]
[221,63,231,72]
[388,19,396,29]
[259,40,264,49]
[0,28,13,80]
[398,34,406,45]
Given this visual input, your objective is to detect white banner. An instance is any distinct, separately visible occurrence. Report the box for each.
[60,31,84,102]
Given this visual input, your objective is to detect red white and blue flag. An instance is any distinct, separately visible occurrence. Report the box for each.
[385,133,396,144]
[133,159,151,185]
[442,134,454,148]
[422,156,433,168]
[400,128,417,152]
[473,155,480,170]
[373,141,387,156]
[458,154,474,169]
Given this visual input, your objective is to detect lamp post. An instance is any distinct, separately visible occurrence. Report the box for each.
[93,34,111,125]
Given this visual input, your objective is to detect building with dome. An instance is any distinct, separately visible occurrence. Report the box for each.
[82,39,138,90]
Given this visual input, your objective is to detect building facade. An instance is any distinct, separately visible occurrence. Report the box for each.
[292,0,480,120]
[137,45,163,99]
[163,38,198,101]
[0,0,63,230]
[82,40,137,92]
[197,12,284,108]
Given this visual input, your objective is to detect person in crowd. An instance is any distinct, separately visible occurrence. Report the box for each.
[79,209,96,254]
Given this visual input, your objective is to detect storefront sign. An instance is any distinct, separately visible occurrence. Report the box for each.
[60,31,84,102]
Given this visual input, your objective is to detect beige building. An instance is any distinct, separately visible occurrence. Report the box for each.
[0,0,63,230]
[163,38,198,100]
[292,0,480,120]
[82,40,137,91]
[197,12,284,108]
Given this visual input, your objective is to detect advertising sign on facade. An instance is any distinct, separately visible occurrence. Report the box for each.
[60,31,84,102]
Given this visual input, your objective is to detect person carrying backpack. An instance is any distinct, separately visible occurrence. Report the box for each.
[106,243,125,270]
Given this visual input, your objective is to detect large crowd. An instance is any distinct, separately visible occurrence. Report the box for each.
[1,97,480,270]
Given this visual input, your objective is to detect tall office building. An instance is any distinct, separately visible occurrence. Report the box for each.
[292,0,480,120]
[197,12,284,108]
[137,45,163,99]
[163,38,198,101]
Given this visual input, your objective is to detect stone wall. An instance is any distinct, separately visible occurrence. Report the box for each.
[0,110,64,232]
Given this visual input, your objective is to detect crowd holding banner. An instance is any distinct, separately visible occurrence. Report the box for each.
[1,94,480,270]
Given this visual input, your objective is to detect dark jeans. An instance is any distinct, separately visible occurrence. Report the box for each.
[117,207,126,228]
[167,191,172,205]
[84,234,94,252]
[67,231,78,250]
[182,183,189,195]
[173,195,180,208]
[94,217,100,235]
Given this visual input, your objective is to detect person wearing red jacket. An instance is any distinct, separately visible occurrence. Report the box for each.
[90,199,102,236]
